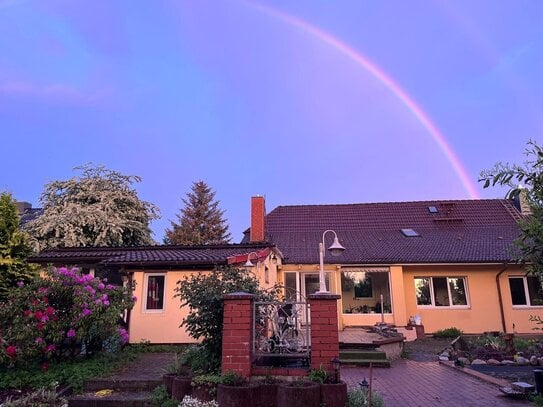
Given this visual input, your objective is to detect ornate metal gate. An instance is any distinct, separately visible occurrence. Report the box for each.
[253,300,310,365]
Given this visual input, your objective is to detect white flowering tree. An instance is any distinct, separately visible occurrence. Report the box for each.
[27,164,160,250]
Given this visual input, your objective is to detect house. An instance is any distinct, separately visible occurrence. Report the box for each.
[29,243,280,344]
[243,196,533,335]
[29,195,536,343]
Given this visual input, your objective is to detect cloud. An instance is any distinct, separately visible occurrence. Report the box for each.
[0,80,114,106]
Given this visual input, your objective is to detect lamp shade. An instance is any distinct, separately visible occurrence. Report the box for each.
[328,237,346,257]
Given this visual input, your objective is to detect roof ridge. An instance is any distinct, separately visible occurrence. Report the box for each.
[272,198,509,210]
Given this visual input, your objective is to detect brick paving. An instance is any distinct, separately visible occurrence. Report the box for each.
[341,360,531,407]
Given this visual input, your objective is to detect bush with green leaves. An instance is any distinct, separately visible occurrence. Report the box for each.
[174,266,278,373]
[347,387,385,407]
[433,327,463,338]
[0,266,135,368]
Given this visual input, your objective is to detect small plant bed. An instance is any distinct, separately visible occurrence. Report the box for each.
[435,331,543,383]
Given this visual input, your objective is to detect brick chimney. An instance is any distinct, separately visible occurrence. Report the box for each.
[250,196,266,242]
[513,187,532,215]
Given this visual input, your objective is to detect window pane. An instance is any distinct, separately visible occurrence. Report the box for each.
[415,278,431,305]
[285,273,297,301]
[354,274,373,298]
[527,277,543,306]
[147,275,165,310]
[448,278,467,305]
[343,271,391,314]
[509,278,527,305]
[432,277,450,306]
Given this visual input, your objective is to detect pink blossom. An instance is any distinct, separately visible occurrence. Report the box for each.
[46,344,56,353]
[17,281,24,287]
[103,300,110,306]
[35,337,44,345]
[6,345,17,359]
[67,328,76,338]
[46,306,55,315]
[24,310,32,317]
[81,308,92,317]
[98,283,105,290]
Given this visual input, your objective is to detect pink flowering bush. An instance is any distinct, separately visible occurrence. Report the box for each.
[0,266,135,367]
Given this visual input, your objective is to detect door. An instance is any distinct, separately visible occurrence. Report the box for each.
[301,273,330,324]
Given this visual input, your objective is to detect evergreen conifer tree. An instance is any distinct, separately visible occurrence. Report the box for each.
[0,192,37,298]
[165,181,231,245]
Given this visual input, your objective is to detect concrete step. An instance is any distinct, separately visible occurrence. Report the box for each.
[340,350,388,361]
[84,378,162,392]
[68,390,153,407]
[339,358,391,368]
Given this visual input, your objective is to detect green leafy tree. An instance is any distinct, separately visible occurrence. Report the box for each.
[26,164,160,250]
[0,192,37,298]
[165,181,231,245]
[174,266,277,372]
[480,140,543,275]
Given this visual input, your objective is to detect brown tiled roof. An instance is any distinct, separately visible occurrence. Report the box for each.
[29,243,273,268]
[254,199,522,264]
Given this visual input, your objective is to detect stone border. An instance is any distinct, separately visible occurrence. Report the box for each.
[439,360,509,387]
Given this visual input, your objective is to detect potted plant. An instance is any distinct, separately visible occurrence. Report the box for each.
[162,354,194,401]
[254,371,283,407]
[277,378,320,407]
[191,374,221,401]
[216,370,257,407]
[309,364,347,407]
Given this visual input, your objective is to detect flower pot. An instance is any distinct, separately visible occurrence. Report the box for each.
[192,384,217,401]
[163,373,176,395]
[277,381,320,407]
[171,376,192,401]
[256,383,279,407]
[320,381,347,407]
[217,383,257,407]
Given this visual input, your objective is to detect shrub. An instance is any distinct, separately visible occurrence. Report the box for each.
[149,385,178,407]
[220,370,246,386]
[347,388,385,407]
[308,364,329,384]
[433,327,463,338]
[174,266,279,373]
[0,266,135,367]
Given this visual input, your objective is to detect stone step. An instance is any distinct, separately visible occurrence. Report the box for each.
[68,390,153,407]
[339,358,391,368]
[340,350,388,361]
[84,378,162,392]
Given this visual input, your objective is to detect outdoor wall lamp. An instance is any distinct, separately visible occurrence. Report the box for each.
[244,251,260,267]
[317,230,346,293]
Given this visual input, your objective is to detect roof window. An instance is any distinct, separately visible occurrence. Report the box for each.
[428,206,438,213]
[401,228,420,237]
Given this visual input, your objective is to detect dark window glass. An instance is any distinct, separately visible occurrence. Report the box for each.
[285,273,297,301]
[432,277,450,306]
[415,278,431,305]
[509,278,527,305]
[527,277,543,306]
[449,278,467,305]
[146,275,165,310]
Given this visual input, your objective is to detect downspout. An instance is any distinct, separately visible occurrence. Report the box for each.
[496,263,509,333]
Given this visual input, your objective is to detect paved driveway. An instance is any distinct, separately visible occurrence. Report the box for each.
[341,360,531,406]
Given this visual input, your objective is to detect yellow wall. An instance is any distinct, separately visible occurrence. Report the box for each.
[128,256,280,344]
[499,265,540,333]
[402,265,505,334]
[129,270,198,344]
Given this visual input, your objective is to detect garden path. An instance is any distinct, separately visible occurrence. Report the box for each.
[342,360,530,406]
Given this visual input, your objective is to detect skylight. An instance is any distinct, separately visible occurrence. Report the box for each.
[428,206,438,213]
[401,228,420,237]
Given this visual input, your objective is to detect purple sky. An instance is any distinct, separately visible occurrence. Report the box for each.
[1,0,541,242]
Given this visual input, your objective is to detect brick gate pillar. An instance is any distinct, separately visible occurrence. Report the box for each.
[221,292,255,378]
[308,293,341,374]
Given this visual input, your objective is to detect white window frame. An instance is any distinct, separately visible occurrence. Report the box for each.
[509,276,543,308]
[143,273,167,313]
[415,276,470,309]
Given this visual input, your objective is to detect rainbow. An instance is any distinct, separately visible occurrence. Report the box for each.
[244,1,480,199]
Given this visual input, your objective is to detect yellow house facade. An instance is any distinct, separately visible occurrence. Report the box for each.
[31,195,537,343]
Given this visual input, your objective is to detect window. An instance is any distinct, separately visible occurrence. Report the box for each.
[145,274,166,311]
[509,276,543,307]
[414,277,468,307]
[401,228,420,237]
[428,206,438,213]
[341,269,392,314]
